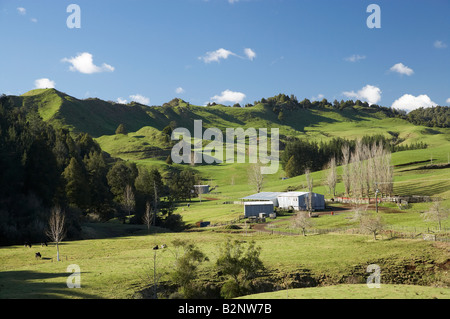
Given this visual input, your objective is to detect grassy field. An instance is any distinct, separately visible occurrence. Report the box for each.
[2,89,449,299]
[239,284,450,299]
[0,227,448,299]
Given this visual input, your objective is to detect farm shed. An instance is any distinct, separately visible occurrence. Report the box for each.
[241,192,285,207]
[244,201,274,218]
[277,192,325,211]
[193,185,210,195]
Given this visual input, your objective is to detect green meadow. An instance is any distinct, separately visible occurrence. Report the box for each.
[1,88,449,299]
[1,228,448,299]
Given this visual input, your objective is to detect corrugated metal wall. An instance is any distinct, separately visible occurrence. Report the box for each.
[244,204,274,217]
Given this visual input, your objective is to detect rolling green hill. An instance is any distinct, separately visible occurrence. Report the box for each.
[8,88,448,163]
[1,89,449,300]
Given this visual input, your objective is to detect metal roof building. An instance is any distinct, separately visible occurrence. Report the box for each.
[241,192,286,206]
[242,191,325,211]
[243,201,274,218]
[277,192,325,211]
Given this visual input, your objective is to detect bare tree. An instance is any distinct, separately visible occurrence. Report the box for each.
[360,214,385,240]
[351,204,369,224]
[292,211,314,236]
[123,184,135,222]
[326,157,337,197]
[46,206,66,261]
[341,144,351,196]
[422,201,449,231]
[142,201,152,233]
[351,140,365,199]
[248,163,264,193]
[305,169,313,214]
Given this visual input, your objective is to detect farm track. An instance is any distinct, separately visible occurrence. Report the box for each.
[251,204,402,235]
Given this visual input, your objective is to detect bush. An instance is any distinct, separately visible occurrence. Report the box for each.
[163,214,186,232]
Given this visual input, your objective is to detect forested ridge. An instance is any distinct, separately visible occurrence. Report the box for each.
[256,93,449,128]
[0,96,196,245]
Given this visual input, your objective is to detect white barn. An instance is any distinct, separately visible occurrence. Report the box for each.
[277,192,325,211]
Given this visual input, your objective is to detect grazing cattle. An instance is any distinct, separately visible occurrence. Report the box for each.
[41,242,48,247]
[35,252,42,259]
[24,242,32,248]
[152,245,159,250]
[160,244,167,249]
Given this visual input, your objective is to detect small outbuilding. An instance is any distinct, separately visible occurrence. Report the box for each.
[193,185,210,195]
[244,201,274,218]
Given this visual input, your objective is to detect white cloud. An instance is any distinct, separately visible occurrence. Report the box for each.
[175,87,185,94]
[31,18,38,23]
[211,89,246,104]
[62,52,115,74]
[199,48,237,63]
[391,94,437,112]
[17,7,26,15]
[34,78,55,89]
[445,98,450,104]
[117,98,128,104]
[311,94,325,101]
[129,94,150,105]
[343,85,382,106]
[345,54,366,62]
[244,48,256,61]
[434,40,447,49]
[389,63,414,76]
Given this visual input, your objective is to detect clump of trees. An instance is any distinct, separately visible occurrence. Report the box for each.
[282,134,426,179]
[216,239,265,298]
[407,106,449,128]
[0,96,195,245]
[282,136,395,199]
[258,93,448,128]
[169,239,209,299]
[341,140,394,199]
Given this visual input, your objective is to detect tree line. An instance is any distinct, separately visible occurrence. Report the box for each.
[283,137,395,199]
[281,134,426,179]
[252,93,449,128]
[0,96,198,245]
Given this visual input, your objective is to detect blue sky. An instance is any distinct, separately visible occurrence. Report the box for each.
[1,0,449,111]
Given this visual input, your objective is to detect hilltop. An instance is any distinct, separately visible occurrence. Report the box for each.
[7,89,448,138]
[4,89,449,163]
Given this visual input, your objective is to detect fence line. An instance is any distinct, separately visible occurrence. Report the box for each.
[245,224,450,242]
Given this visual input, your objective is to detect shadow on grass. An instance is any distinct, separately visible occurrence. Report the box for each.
[0,270,98,299]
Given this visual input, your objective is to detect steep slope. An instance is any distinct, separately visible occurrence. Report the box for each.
[13,89,156,137]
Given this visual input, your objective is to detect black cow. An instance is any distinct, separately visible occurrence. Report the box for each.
[24,242,32,248]
[41,242,48,247]
[35,252,42,259]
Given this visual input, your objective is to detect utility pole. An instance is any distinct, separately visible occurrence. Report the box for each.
[153,180,158,226]
[153,249,157,299]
